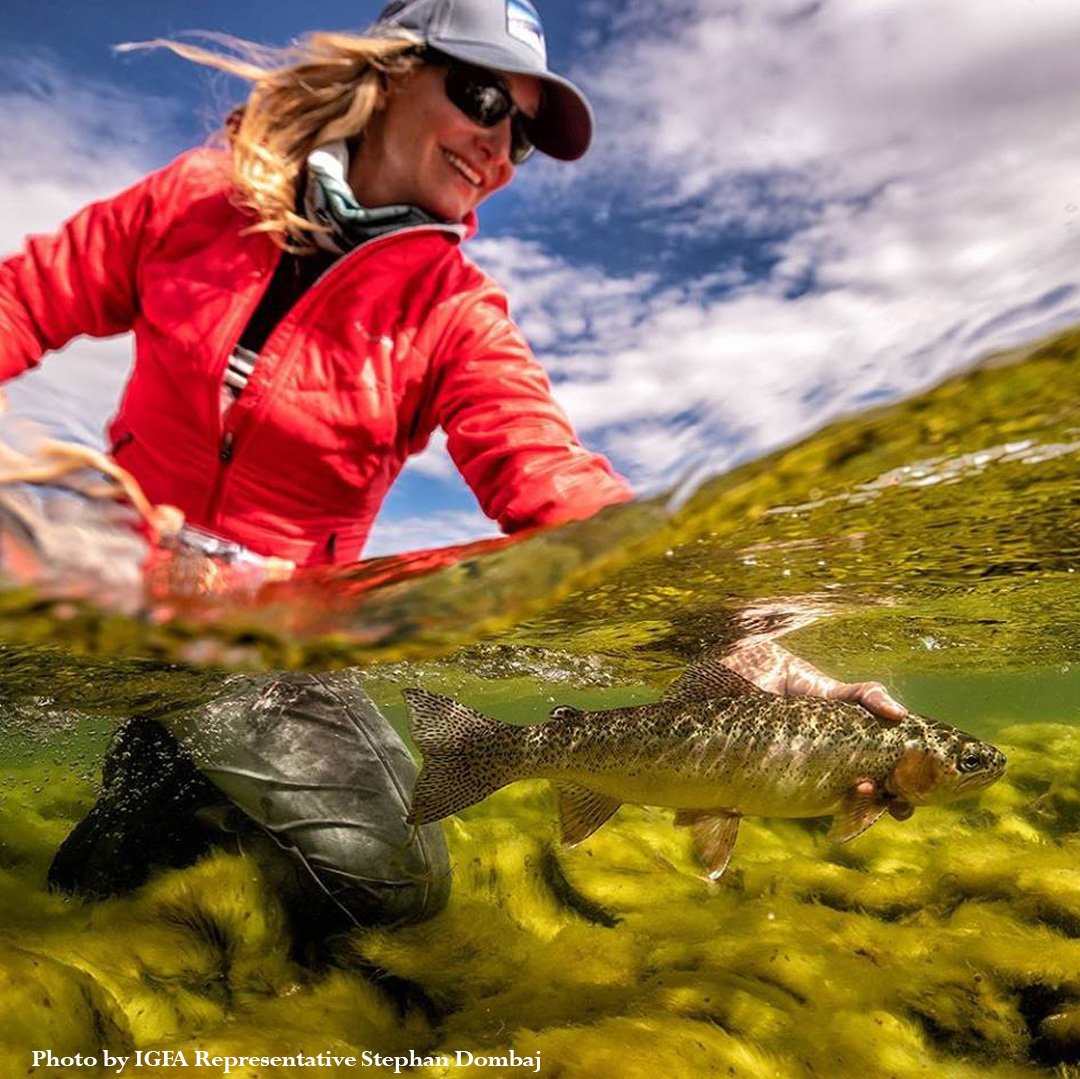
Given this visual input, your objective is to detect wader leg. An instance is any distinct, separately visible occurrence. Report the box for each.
[162,669,450,930]
[49,670,450,937]
[47,717,222,898]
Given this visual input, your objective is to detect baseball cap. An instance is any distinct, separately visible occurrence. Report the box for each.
[374,0,593,160]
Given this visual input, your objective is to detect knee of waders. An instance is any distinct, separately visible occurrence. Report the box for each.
[312,820,452,929]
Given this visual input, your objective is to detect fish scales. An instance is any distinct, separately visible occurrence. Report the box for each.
[514,695,923,817]
[403,657,1006,876]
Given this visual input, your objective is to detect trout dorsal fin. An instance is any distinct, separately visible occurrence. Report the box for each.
[555,784,621,845]
[674,808,741,879]
[662,659,763,704]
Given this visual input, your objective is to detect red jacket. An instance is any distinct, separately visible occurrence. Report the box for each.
[0,149,633,566]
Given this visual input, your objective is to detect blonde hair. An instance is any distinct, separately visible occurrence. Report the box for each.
[120,31,425,249]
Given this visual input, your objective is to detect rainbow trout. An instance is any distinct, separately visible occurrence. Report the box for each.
[404,658,1005,877]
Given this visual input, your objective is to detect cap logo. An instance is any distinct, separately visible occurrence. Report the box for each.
[506,0,547,63]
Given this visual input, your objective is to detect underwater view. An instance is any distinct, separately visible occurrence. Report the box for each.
[1,325,1079,1078]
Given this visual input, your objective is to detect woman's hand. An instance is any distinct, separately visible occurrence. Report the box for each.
[720,639,907,721]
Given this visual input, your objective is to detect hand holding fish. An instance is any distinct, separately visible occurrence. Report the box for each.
[720,639,908,721]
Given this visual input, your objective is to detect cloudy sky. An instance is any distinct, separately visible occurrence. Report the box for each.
[2,0,1079,555]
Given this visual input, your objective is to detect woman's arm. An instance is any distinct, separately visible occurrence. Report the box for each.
[0,155,193,382]
[431,291,634,533]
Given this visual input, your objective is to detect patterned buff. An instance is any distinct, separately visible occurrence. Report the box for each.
[303,140,464,254]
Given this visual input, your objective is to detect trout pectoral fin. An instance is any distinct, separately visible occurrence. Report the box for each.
[675,809,741,880]
[828,785,888,843]
[555,784,622,846]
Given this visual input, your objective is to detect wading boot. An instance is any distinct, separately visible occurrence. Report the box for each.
[47,716,226,898]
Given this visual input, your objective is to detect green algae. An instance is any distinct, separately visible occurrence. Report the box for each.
[1,712,1078,1077]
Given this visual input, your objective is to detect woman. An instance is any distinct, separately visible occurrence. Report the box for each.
[1,0,633,568]
[5,0,905,945]
[3,0,639,946]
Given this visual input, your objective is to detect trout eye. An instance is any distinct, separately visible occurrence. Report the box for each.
[958,749,984,773]
[550,705,584,721]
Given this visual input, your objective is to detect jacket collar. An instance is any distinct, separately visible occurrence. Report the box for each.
[306,141,471,254]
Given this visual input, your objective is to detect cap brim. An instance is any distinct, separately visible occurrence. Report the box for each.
[425,40,593,161]
[529,73,593,162]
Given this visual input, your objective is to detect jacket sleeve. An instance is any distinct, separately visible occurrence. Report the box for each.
[430,289,635,533]
[0,156,185,382]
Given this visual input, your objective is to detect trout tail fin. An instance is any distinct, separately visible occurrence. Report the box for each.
[403,689,523,825]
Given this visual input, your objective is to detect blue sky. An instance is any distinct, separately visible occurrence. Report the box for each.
[2,0,1080,555]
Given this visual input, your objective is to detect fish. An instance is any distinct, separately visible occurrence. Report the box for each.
[403,658,1006,878]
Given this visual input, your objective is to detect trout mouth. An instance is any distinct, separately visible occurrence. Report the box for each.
[956,765,1005,795]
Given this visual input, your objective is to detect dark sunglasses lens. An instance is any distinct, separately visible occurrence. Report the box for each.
[510,116,535,165]
[445,65,512,127]
[444,62,536,165]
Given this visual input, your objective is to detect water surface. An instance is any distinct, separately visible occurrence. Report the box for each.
[0,328,1078,1077]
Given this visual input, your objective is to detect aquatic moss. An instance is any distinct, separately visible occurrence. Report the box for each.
[1,718,1078,1077]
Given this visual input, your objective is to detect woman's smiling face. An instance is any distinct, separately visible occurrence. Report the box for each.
[349,61,541,222]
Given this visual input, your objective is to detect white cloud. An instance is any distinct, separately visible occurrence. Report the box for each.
[397,428,457,480]
[0,53,175,444]
[466,237,660,359]
[488,0,1080,491]
[0,52,175,247]
[576,0,1080,197]
[364,506,497,557]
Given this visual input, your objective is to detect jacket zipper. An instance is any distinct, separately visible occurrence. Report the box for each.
[202,246,282,526]
[110,432,135,457]
[202,223,464,529]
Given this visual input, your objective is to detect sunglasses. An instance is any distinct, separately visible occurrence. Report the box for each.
[426,51,537,165]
